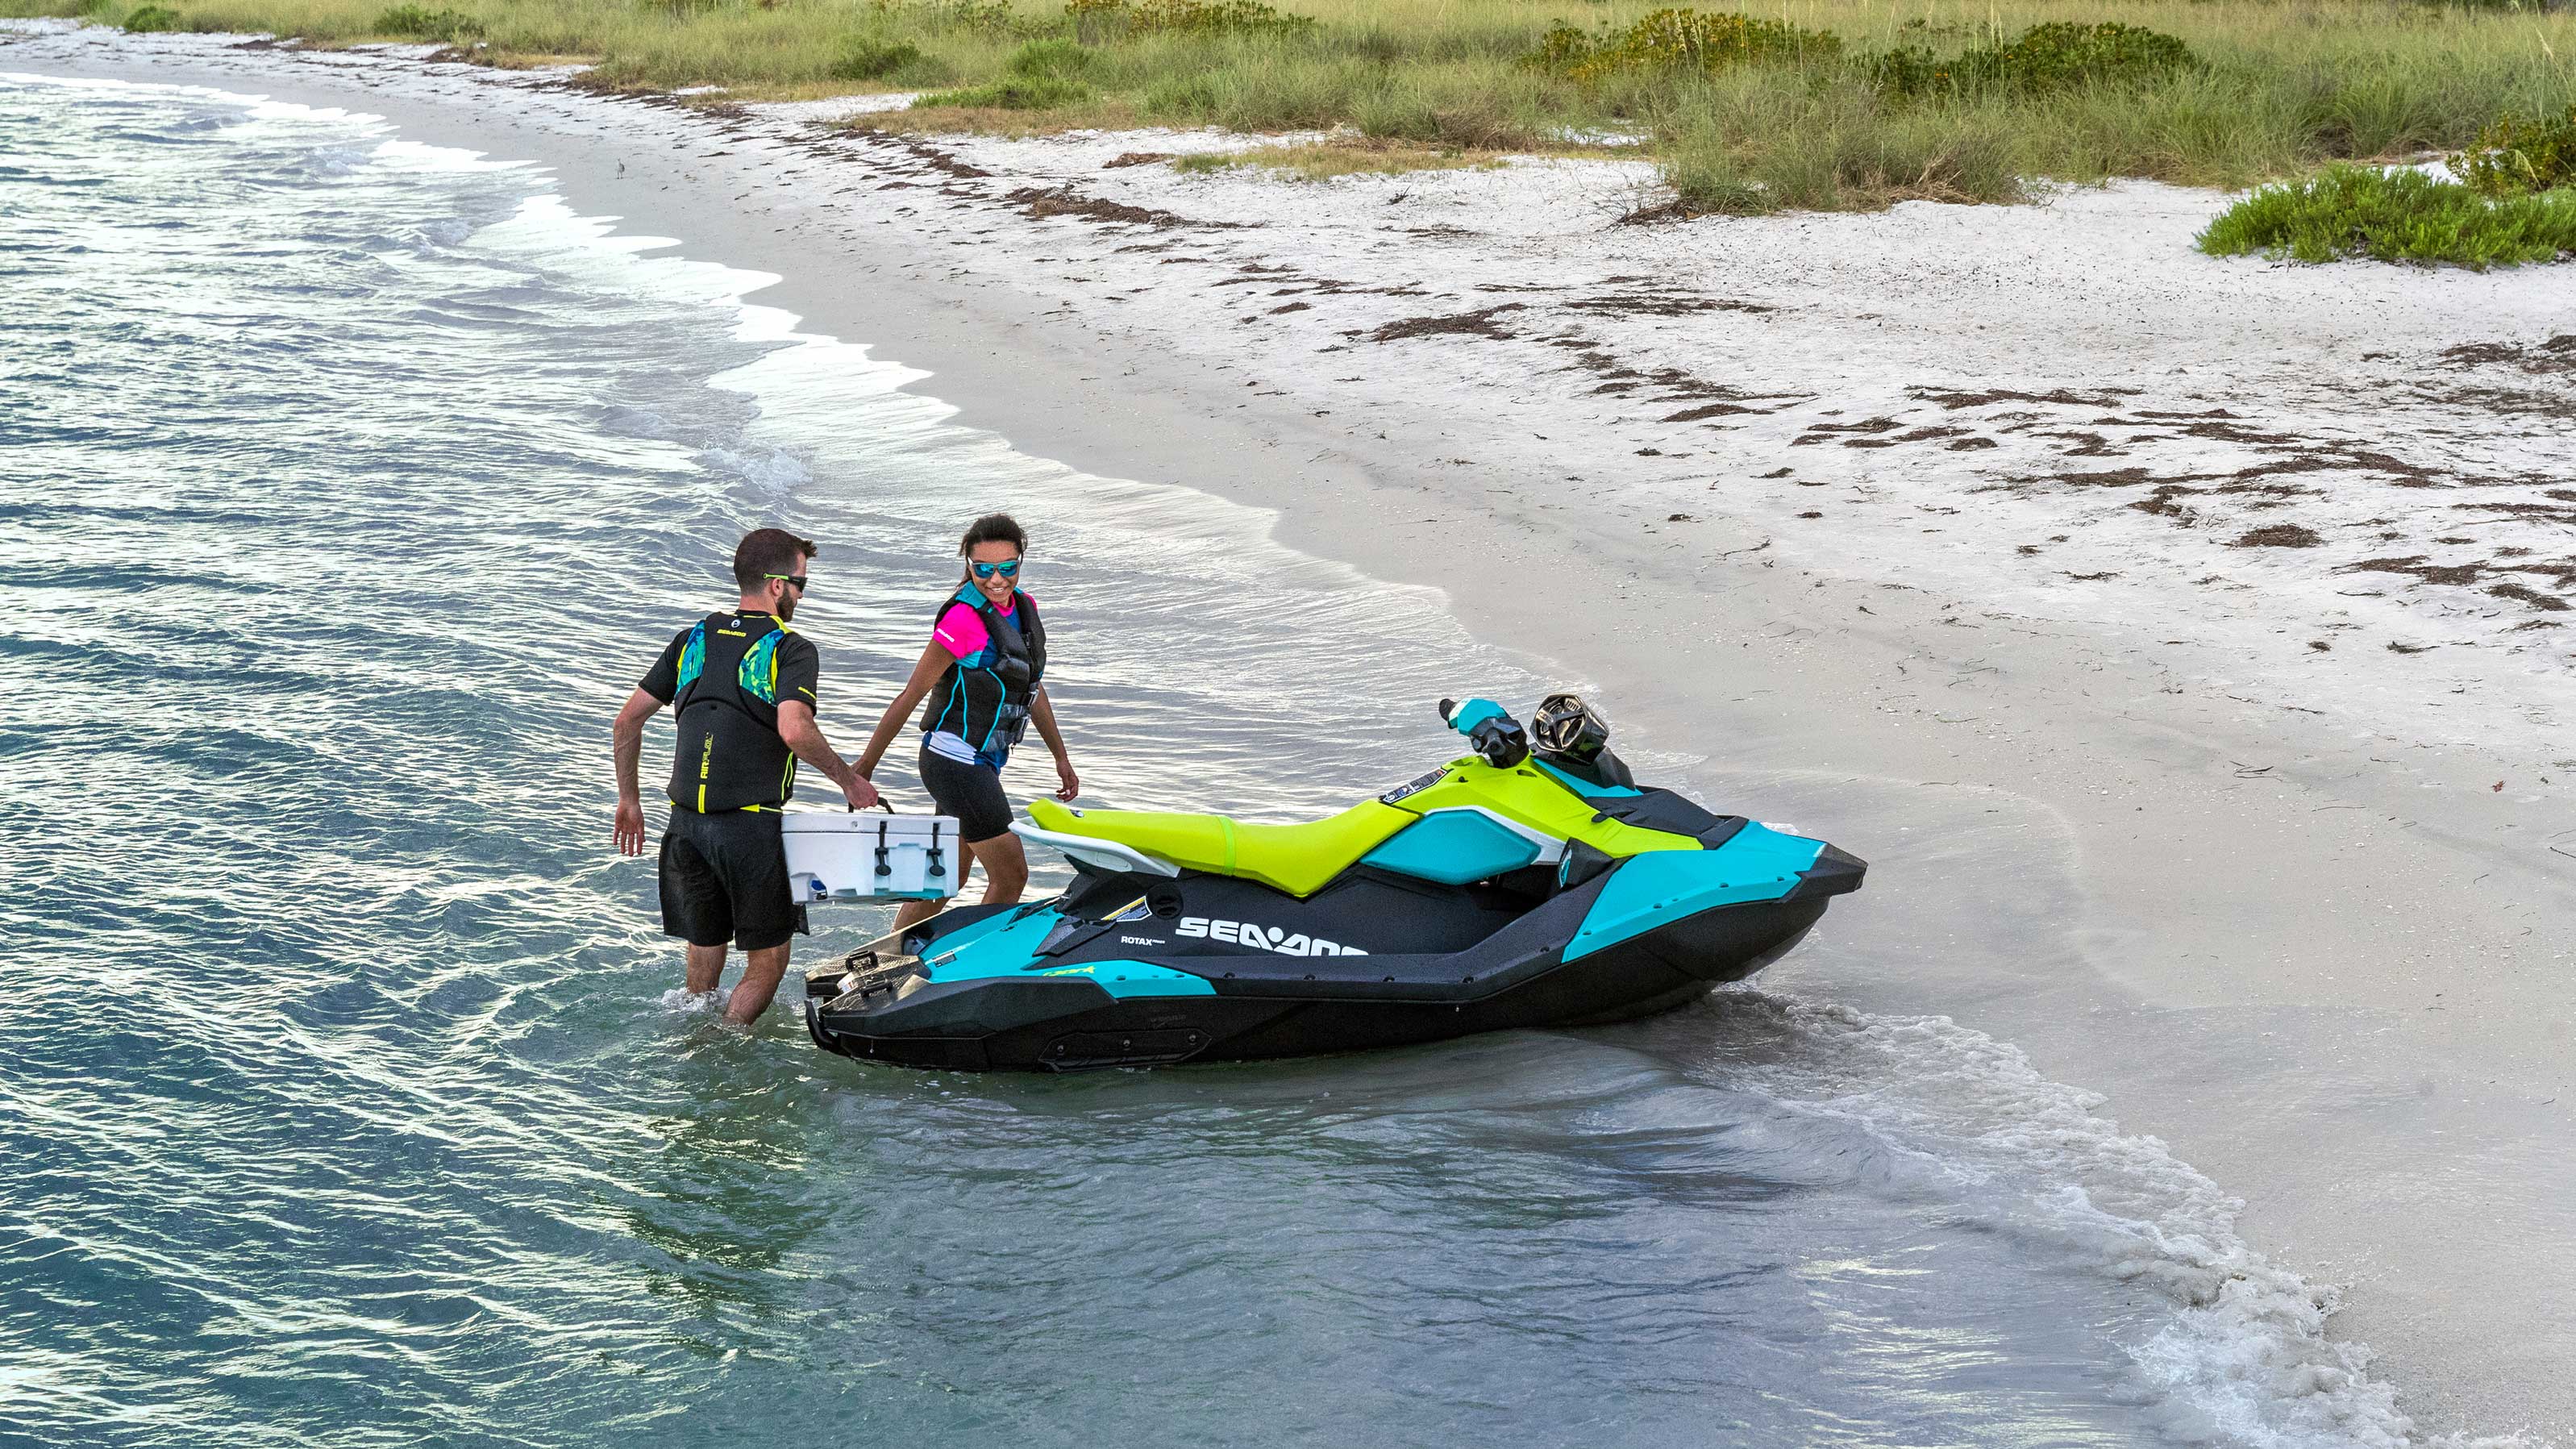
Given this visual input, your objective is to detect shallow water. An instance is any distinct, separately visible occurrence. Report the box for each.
[1,67,2418,1448]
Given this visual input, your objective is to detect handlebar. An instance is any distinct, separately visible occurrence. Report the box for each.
[1438,697,1529,768]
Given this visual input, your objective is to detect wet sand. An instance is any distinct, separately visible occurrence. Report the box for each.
[11,24,2570,1442]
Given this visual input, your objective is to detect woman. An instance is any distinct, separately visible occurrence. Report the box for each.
[857,513,1079,929]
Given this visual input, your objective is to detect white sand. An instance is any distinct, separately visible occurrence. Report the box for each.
[10,21,2571,1443]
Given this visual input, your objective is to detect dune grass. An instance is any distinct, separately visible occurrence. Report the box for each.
[10,0,2575,215]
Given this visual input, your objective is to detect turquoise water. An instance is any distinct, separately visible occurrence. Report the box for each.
[0,63,2398,1448]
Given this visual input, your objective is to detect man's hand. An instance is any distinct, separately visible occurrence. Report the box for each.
[843,773,883,812]
[1053,755,1080,802]
[614,798,647,856]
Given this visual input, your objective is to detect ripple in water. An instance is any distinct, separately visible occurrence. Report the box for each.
[0,64,2436,1449]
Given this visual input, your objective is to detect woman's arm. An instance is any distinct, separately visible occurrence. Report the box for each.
[857,642,956,777]
[1030,685,1078,801]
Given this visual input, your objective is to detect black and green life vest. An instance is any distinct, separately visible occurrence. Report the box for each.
[668,610,799,813]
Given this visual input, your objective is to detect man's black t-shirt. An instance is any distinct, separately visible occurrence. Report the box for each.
[642,610,821,813]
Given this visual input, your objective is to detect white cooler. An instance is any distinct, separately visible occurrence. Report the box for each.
[781,810,961,903]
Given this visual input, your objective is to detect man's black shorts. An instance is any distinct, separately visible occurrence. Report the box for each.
[918,746,1013,843]
[659,806,800,951]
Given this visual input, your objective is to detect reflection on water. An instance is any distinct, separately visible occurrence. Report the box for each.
[0,65,2408,1449]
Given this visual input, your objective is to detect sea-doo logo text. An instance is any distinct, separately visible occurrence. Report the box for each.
[1176,917,1368,956]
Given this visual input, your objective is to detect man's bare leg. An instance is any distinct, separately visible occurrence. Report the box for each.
[725,942,791,1025]
[685,942,726,995]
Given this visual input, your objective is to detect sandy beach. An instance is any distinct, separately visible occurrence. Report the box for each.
[11,20,2570,1441]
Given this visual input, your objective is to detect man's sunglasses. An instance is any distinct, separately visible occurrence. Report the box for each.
[970,559,1022,581]
[764,573,809,591]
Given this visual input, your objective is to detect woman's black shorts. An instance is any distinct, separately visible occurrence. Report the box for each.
[918,747,1013,843]
[659,806,799,952]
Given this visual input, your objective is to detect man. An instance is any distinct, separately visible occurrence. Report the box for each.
[612,528,879,1025]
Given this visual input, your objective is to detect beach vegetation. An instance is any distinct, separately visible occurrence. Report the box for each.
[828,35,944,81]
[1659,81,2028,213]
[1006,35,1092,76]
[1523,9,1840,82]
[2197,163,2576,267]
[1067,0,1317,41]
[2450,104,2576,197]
[914,73,1093,108]
[870,0,1022,36]
[372,4,477,40]
[1870,22,2194,98]
[19,0,2576,216]
[119,2,180,28]
[1174,139,1507,180]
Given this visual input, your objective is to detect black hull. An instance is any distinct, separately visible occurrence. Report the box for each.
[805,894,1828,1072]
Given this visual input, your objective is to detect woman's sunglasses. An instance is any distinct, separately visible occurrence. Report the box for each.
[970,560,1023,581]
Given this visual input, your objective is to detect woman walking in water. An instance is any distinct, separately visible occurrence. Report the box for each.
[856,514,1079,929]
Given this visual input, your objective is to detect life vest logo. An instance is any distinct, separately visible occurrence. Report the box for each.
[1175,917,1368,956]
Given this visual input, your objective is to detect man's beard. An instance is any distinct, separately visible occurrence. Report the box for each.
[776,591,797,622]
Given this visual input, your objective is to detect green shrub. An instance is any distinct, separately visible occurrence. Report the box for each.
[374,4,480,40]
[1006,37,1092,78]
[913,74,1093,108]
[1524,9,1840,82]
[2452,105,2576,198]
[1065,0,1317,42]
[829,36,926,80]
[1873,22,2194,98]
[120,4,181,30]
[2198,164,2576,268]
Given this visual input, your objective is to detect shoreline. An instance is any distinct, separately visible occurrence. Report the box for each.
[10,23,2570,1443]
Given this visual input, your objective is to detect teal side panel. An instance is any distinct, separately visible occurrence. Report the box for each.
[924,909,1060,980]
[1534,758,1642,799]
[1028,959,1217,999]
[1361,810,1541,885]
[925,912,1216,997]
[1563,825,1825,962]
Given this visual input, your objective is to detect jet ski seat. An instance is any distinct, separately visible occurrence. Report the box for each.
[1026,798,1413,898]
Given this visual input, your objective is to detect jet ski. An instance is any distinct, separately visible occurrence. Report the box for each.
[803,694,1865,1072]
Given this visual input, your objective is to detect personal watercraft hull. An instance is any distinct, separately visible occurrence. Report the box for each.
[804,840,1865,1072]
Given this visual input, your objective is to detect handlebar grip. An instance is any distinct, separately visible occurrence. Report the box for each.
[1438,697,1458,722]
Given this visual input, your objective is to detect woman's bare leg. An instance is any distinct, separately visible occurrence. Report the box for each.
[972,833,1030,904]
[892,851,978,931]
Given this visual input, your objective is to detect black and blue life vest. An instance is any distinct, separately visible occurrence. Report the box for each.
[918,585,1046,756]
[667,610,799,813]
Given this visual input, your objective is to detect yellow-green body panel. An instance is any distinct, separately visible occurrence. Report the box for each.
[1396,758,1704,857]
[1026,797,1413,898]
[1026,753,1702,899]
